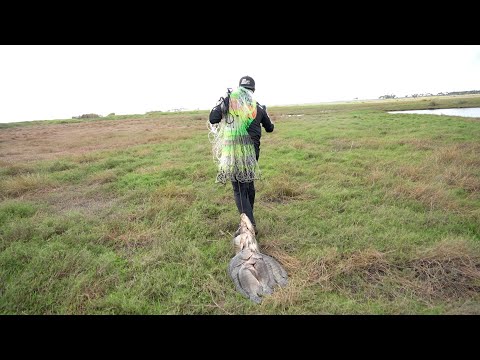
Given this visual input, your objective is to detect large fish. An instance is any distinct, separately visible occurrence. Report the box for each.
[228,213,288,304]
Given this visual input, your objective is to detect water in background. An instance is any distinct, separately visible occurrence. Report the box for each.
[388,107,480,118]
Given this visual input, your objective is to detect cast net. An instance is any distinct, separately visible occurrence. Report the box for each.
[208,86,261,184]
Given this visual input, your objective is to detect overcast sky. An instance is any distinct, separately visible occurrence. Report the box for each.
[1,45,479,123]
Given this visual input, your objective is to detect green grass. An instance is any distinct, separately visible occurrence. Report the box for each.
[1,95,479,314]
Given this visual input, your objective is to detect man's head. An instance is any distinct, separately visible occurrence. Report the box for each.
[239,75,255,92]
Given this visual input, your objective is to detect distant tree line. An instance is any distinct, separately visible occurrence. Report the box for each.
[72,113,102,119]
[379,90,480,99]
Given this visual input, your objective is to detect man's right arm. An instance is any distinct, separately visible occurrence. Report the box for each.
[209,104,223,124]
[209,96,229,124]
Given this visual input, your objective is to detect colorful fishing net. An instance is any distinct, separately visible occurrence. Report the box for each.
[208,86,261,184]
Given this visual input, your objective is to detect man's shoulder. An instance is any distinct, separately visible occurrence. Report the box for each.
[211,91,231,114]
[256,102,267,112]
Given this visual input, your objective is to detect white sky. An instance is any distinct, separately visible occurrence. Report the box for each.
[1,45,479,123]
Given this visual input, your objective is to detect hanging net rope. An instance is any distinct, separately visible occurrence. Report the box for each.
[208,86,261,185]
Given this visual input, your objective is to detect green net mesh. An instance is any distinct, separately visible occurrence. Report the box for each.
[208,87,261,184]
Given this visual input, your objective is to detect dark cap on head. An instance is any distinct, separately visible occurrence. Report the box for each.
[239,76,255,91]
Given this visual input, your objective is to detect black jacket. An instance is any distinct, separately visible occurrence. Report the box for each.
[209,96,274,160]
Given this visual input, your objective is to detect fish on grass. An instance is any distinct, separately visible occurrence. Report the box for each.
[228,213,288,304]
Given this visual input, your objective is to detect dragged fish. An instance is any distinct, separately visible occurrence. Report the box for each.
[228,213,288,304]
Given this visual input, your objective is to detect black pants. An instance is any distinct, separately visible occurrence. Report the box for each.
[231,180,256,227]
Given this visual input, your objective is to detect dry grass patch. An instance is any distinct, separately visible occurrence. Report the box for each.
[367,167,386,186]
[357,138,388,150]
[408,240,480,300]
[290,139,309,150]
[337,248,390,280]
[99,217,159,251]
[134,148,154,157]
[151,183,197,203]
[0,173,55,198]
[394,164,425,182]
[262,242,303,276]
[108,228,158,251]
[304,240,480,306]
[144,132,192,144]
[135,165,165,175]
[431,145,463,165]
[428,143,480,195]
[282,164,307,177]
[144,184,197,222]
[400,139,436,151]
[429,142,480,168]
[73,153,103,164]
[261,178,310,203]
[25,183,118,217]
[443,167,480,195]
[306,248,390,291]
[390,182,457,211]
[330,138,359,152]
[376,141,480,209]
[0,161,36,176]
[87,170,118,185]
[0,118,205,163]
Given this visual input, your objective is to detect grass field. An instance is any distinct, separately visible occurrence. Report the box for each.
[1,95,479,314]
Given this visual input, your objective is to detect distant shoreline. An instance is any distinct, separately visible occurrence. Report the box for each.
[2,93,480,125]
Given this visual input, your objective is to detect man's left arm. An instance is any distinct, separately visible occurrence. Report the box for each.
[259,104,274,132]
